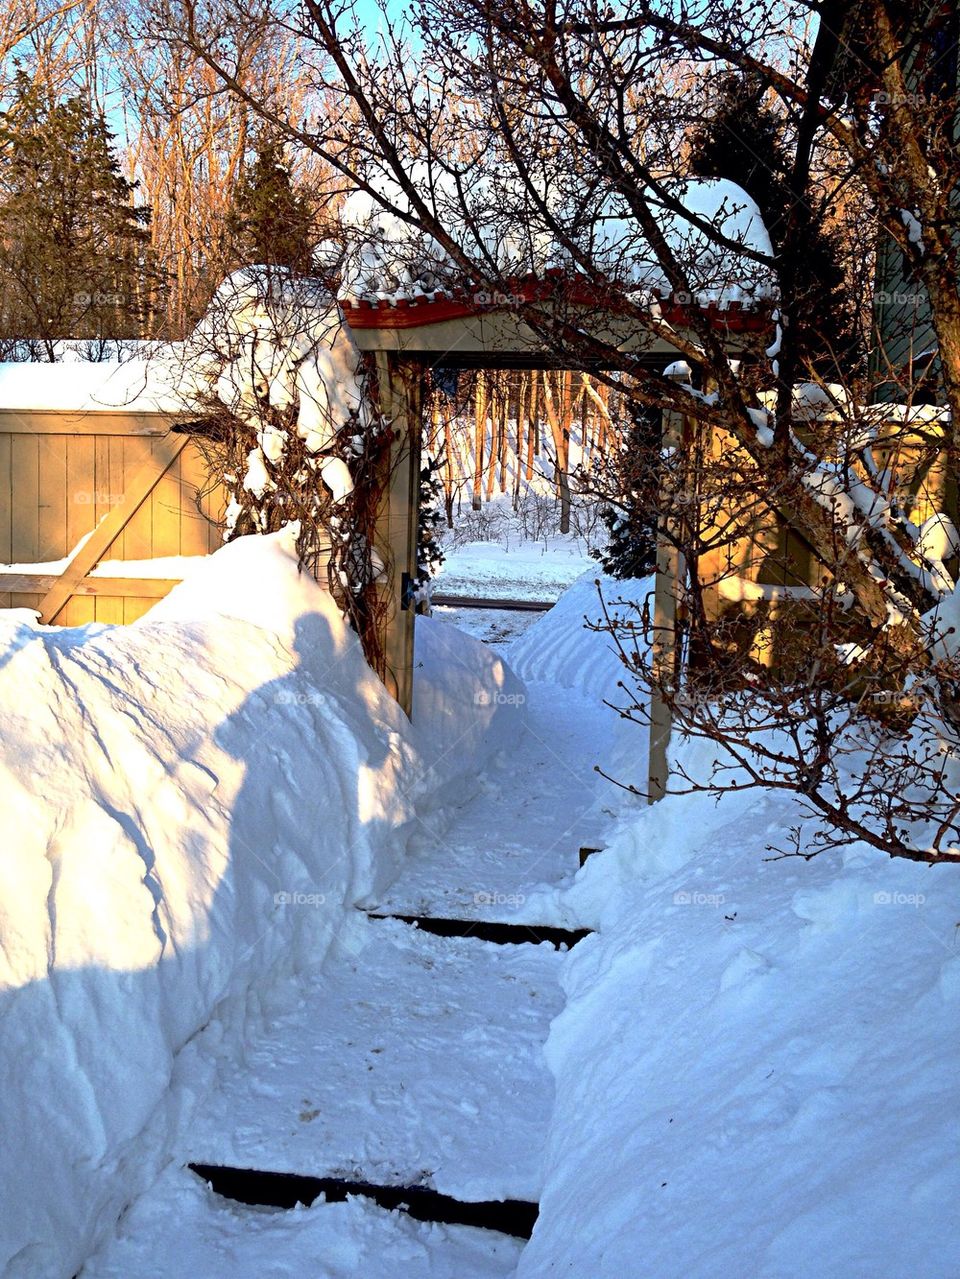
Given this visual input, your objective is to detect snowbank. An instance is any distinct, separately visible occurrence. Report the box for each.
[0,349,192,414]
[507,569,652,701]
[521,744,960,1277]
[0,528,515,1278]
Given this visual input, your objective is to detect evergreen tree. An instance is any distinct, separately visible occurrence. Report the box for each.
[0,73,159,357]
[592,406,660,580]
[225,137,315,272]
[688,73,856,375]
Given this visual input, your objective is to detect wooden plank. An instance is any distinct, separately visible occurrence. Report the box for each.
[121,436,154,622]
[10,592,41,614]
[179,440,223,554]
[0,410,177,436]
[430,594,554,612]
[0,575,181,596]
[37,435,68,565]
[118,598,154,623]
[95,436,126,623]
[121,436,155,560]
[0,433,11,564]
[152,437,185,557]
[64,434,97,626]
[37,434,188,624]
[11,435,39,563]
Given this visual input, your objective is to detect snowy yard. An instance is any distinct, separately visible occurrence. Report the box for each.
[0,528,957,1277]
[3,1,960,1274]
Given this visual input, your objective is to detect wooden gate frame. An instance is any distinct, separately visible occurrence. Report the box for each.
[34,432,188,623]
[0,407,198,622]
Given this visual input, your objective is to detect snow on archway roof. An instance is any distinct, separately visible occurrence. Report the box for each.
[333,175,775,308]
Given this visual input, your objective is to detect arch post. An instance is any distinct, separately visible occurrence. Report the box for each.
[372,352,423,716]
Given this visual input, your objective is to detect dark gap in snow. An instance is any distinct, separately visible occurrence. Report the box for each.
[189,1164,538,1238]
[365,912,591,949]
[430,593,555,612]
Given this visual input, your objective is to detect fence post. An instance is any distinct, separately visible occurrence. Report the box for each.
[647,365,688,803]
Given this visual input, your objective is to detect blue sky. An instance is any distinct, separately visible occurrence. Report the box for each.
[352,0,414,35]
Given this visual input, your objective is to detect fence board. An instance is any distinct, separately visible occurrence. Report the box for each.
[179,442,221,554]
[64,435,97,625]
[11,436,39,563]
[0,433,10,565]
[96,437,127,622]
[38,436,68,565]
[152,441,185,557]
[120,436,154,565]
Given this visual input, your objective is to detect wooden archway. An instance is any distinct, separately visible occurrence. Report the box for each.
[345,289,767,801]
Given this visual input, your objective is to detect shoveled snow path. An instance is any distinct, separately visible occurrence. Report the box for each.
[83,1163,523,1278]
[367,679,620,925]
[183,918,564,1203]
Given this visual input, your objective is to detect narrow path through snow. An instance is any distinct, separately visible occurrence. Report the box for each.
[83,604,625,1277]
[182,919,563,1204]
[367,680,620,925]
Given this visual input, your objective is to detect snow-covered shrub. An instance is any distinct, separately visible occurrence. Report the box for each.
[183,266,392,666]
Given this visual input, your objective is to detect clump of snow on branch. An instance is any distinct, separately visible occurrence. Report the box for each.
[186,267,390,645]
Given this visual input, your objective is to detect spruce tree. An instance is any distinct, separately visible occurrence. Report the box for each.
[225,137,315,272]
[688,73,856,375]
[593,406,661,580]
[0,73,159,357]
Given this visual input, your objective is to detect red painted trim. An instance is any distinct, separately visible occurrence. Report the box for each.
[339,277,771,335]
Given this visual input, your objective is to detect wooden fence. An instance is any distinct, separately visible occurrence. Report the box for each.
[0,409,225,624]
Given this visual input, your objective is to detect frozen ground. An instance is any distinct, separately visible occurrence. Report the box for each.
[432,534,594,603]
[429,604,541,651]
[367,678,627,925]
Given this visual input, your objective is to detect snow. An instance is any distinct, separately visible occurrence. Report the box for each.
[178,918,563,1203]
[0,351,193,414]
[900,208,925,251]
[432,539,592,602]
[339,176,773,306]
[373,571,651,925]
[0,549,205,581]
[0,527,517,1278]
[791,381,852,421]
[492,589,960,1279]
[4,507,957,1277]
[917,511,960,563]
[521,781,960,1277]
[84,1165,522,1279]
